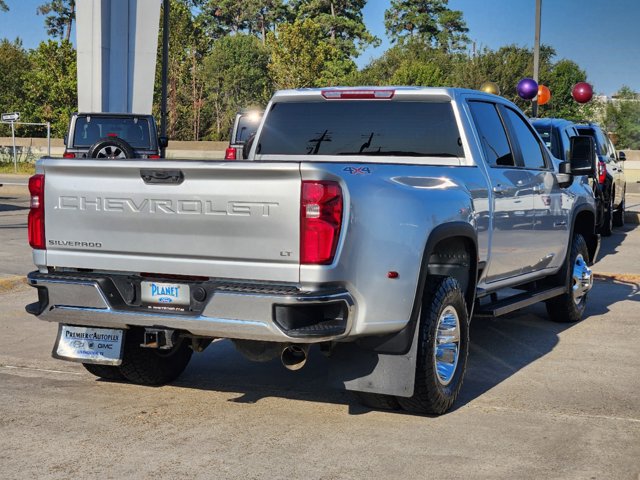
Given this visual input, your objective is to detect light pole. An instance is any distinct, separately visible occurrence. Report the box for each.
[160,0,169,157]
[532,0,542,117]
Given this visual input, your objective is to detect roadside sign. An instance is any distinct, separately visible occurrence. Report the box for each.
[1,112,20,121]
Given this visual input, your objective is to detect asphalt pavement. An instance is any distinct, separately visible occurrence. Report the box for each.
[1,174,639,479]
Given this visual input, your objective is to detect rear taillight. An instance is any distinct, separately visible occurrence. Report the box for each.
[598,160,606,184]
[225,147,237,160]
[149,154,161,159]
[63,152,75,158]
[301,181,343,264]
[28,174,45,250]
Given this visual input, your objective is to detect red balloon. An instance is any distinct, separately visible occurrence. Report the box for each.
[572,82,593,103]
[537,85,551,105]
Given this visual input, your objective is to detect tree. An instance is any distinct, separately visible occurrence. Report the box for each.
[356,40,453,86]
[390,61,446,86]
[384,0,469,52]
[604,87,640,149]
[154,0,208,141]
[0,1,8,12]
[22,40,77,137]
[37,0,76,42]
[268,19,354,89]
[0,39,29,137]
[197,0,290,43]
[203,34,271,139]
[541,59,594,121]
[292,0,379,57]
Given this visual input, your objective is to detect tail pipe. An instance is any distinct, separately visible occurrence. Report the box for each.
[281,344,310,371]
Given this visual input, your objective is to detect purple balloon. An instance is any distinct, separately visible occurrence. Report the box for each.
[517,78,538,100]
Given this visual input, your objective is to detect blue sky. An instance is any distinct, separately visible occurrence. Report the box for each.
[1,0,638,96]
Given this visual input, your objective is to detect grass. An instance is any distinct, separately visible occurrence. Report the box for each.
[0,162,36,174]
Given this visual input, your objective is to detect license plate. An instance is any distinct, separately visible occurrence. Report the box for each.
[141,281,190,311]
[53,325,124,365]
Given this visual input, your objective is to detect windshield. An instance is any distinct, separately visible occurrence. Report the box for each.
[533,125,560,158]
[257,101,464,157]
[73,116,153,149]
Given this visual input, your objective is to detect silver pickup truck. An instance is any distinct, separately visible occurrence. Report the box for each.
[26,87,600,415]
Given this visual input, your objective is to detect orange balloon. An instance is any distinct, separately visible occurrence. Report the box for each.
[537,85,551,105]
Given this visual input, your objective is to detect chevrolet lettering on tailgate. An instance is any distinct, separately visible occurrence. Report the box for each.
[55,196,279,216]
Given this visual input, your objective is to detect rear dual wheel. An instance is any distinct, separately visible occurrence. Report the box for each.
[354,276,469,415]
[396,276,469,414]
[83,328,193,385]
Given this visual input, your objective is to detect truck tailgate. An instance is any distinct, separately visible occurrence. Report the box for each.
[41,160,301,282]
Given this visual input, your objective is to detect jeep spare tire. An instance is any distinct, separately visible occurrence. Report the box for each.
[88,137,135,159]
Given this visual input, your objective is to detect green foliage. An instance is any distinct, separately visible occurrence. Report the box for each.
[37,0,76,42]
[384,0,469,52]
[203,34,272,139]
[356,41,453,86]
[540,59,593,121]
[292,0,380,57]
[0,39,29,137]
[154,0,208,140]
[197,0,290,42]
[21,40,77,137]
[267,19,354,89]
[604,87,640,149]
[390,61,445,86]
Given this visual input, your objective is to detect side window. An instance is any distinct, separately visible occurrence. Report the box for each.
[595,129,609,158]
[502,107,547,169]
[561,127,576,160]
[468,101,515,167]
[605,136,617,161]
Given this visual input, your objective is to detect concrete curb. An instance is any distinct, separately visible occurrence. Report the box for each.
[0,275,27,293]
[594,273,640,283]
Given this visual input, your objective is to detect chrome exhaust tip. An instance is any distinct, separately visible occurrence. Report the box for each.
[281,345,309,371]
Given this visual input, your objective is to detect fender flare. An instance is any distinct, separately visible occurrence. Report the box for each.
[357,222,478,355]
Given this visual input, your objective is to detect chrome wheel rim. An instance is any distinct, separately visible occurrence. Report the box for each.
[572,253,593,305]
[96,146,127,159]
[434,305,461,386]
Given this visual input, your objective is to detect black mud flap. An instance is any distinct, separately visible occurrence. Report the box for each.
[328,320,420,398]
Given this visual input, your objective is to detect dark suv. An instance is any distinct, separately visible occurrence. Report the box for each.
[531,118,615,235]
[575,123,626,233]
[64,113,162,159]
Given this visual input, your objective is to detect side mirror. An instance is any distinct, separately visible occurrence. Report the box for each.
[568,136,596,176]
[158,136,169,149]
[618,151,626,162]
[557,161,573,188]
[63,134,68,146]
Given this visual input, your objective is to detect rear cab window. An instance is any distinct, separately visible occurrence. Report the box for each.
[255,101,464,158]
[234,113,262,144]
[73,116,152,149]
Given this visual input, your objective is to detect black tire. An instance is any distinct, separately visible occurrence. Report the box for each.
[88,137,135,159]
[119,328,193,386]
[545,233,592,323]
[396,276,469,415]
[613,193,625,227]
[353,391,400,411]
[82,363,125,381]
[599,192,613,236]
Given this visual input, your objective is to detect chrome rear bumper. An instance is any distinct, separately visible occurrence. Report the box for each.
[27,272,354,343]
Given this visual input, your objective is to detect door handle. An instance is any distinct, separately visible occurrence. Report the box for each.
[492,185,507,195]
